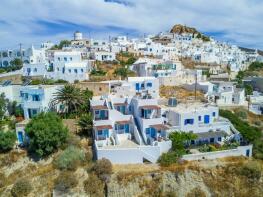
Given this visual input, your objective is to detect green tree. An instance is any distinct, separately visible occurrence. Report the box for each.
[25,112,68,157]
[236,71,245,84]
[80,88,93,112]
[10,58,23,67]
[51,85,84,116]
[0,93,8,120]
[169,131,197,152]
[78,113,93,136]
[114,67,129,79]
[244,84,253,96]
[0,131,16,152]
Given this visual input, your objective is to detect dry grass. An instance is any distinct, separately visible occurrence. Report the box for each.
[160,85,204,101]
[112,163,160,173]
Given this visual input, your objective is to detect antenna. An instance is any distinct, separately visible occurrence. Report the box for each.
[195,72,197,100]
[19,43,23,62]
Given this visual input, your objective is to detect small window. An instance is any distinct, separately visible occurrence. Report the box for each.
[70,57,72,61]
[147,82,152,87]
[198,116,201,121]
[64,57,67,61]
[98,130,103,135]
[184,119,194,125]
[68,69,71,73]
[58,57,60,61]
[212,112,216,117]
[34,68,37,72]
[218,137,222,142]
[74,69,78,73]
[81,69,84,73]
[95,110,100,114]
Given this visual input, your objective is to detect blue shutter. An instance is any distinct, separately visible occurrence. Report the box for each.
[204,115,210,124]
[125,124,129,133]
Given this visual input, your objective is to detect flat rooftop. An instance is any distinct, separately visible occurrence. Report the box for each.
[97,139,139,149]
[163,102,217,113]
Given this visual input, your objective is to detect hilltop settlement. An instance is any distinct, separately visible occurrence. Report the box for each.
[0,25,262,196]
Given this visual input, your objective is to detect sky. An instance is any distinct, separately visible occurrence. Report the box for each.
[0,0,263,50]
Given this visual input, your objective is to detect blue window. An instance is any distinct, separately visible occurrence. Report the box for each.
[58,57,60,61]
[95,110,100,115]
[204,115,210,124]
[74,69,78,73]
[17,131,23,143]
[135,83,140,91]
[218,137,222,142]
[68,69,71,73]
[198,116,201,121]
[119,124,124,130]
[98,130,103,135]
[32,95,40,101]
[70,57,72,61]
[141,83,145,88]
[146,128,151,135]
[147,82,152,87]
[64,57,67,61]
[125,124,129,133]
[81,69,84,73]
[212,112,216,117]
[184,119,194,125]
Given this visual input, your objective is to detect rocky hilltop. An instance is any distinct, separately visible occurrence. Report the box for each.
[170,24,199,35]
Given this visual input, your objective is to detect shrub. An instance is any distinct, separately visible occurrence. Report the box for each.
[25,112,68,157]
[158,151,183,166]
[0,131,16,152]
[11,179,32,197]
[92,158,112,180]
[55,146,85,170]
[84,173,104,197]
[235,110,247,120]
[54,171,78,193]
[186,188,206,197]
[239,161,262,180]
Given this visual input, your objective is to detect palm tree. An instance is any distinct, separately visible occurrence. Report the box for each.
[78,113,93,137]
[50,84,84,116]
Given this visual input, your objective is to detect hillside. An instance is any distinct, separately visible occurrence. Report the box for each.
[0,151,262,196]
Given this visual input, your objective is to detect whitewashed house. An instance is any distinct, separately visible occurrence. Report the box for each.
[249,91,263,115]
[20,85,63,119]
[47,51,94,82]
[207,82,246,106]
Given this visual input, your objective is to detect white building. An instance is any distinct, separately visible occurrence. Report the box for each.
[207,82,246,106]
[93,51,116,61]
[20,85,63,119]
[249,91,263,115]
[47,51,94,82]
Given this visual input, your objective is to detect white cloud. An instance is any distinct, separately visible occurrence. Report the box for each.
[0,0,262,49]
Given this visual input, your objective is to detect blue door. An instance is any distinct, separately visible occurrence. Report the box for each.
[204,115,210,124]
[125,124,129,133]
[150,128,156,138]
[100,110,105,119]
[246,149,250,157]
[18,132,23,144]
[135,83,140,91]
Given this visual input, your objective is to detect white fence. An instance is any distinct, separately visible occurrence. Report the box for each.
[182,145,253,161]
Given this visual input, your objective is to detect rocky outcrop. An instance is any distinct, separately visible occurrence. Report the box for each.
[170,24,199,35]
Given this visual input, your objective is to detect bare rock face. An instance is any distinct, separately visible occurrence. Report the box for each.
[170,24,199,35]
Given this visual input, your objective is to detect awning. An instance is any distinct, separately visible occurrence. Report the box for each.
[141,105,161,110]
[92,105,108,110]
[115,120,131,124]
[114,103,127,106]
[150,124,169,130]
[95,125,113,130]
